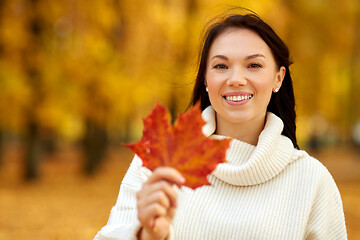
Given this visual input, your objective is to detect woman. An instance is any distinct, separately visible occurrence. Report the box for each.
[94,13,347,240]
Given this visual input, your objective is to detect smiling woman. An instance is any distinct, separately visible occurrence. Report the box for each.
[94,12,347,240]
[204,27,286,145]
[191,14,297,149]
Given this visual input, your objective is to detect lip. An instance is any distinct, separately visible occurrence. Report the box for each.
[223,91,253,106]
[223,91,252,97]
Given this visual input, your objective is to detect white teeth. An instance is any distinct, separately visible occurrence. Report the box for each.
[225,94,253,102]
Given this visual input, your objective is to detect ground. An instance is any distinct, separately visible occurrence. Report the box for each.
[0,144,359,239]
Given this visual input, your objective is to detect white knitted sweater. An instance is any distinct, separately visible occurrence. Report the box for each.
[94,106,347,240]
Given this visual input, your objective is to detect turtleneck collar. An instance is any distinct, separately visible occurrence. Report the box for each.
[201,105,297,186]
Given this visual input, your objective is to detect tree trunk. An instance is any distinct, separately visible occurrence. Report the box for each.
[22,0,44,181]
[24,121,41,180]
[83,119,108,175]
[0,131,3,167]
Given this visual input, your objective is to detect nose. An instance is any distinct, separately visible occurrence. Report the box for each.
[226,68,247,87]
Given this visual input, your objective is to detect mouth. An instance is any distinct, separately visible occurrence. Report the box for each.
[223,94,254,102]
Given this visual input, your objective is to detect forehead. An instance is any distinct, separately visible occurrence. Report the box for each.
[209,28,273,58]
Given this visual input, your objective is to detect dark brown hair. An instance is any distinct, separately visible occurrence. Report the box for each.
[190,13,299,149]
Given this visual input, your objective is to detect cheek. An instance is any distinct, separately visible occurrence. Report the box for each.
[260,82,275,105]
[205,73,216,90]
[205,73,223,106]
[252,76,275,103]
[206,71,224,89]
[255,73,277,92]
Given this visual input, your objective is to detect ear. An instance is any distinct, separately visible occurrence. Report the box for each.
[274,66,286,92]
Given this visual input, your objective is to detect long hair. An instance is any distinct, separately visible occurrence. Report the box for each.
[190,13,299,149]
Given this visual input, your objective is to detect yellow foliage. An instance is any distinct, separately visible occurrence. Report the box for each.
[0,0,359,141]
[0,61,32,131]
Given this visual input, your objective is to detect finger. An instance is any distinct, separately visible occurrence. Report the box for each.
[142,188,171,209]
[152,216,158,232]
[140,180,178,208]
[147,167,185,187]
[137,203,167,228]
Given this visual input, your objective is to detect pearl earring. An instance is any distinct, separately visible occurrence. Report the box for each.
[206,87,208,92]
[274,88,279,93]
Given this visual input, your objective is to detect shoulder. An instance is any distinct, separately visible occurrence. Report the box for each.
[292,152,347,239]
[285,149,344,216]
[290,148,339,188]
[291,149,329,173]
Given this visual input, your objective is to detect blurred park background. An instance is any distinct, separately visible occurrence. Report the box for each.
[0,0,359,239]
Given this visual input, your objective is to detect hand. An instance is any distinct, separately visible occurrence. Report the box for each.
[136,167,185,240]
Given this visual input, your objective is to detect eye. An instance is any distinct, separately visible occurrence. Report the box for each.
[213,64,228,69]
[248,63,262,69]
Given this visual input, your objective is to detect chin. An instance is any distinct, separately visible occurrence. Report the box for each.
[221,111,254,124]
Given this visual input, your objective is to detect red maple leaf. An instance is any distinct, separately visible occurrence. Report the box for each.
[124,103,231,189]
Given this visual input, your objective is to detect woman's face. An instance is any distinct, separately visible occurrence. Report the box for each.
[205,27,285,126]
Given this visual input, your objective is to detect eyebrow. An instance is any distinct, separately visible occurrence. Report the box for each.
[246,53,266,60]
[210,53,265,61]
[211,55,229,60]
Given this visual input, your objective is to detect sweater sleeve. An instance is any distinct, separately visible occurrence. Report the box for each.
[93,155,150,240]
[93,155,175,240]
[305,164,347,240]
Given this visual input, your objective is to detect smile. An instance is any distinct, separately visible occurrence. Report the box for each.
[224,94,253,102]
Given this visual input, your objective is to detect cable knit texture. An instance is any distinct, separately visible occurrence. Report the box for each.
[94,106,347,240]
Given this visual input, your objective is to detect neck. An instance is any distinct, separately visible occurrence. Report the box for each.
[215,114,266,146]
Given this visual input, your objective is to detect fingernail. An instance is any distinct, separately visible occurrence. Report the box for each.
[179,176,185,183]
[152,218,157,232]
